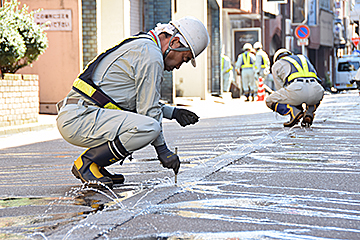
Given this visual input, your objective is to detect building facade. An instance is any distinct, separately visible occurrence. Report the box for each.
[12,0,221,114]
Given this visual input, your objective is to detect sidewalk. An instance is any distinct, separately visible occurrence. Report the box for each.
[0,95,271,150]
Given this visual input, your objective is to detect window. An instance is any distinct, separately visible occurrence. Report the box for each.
[338,61,359,72]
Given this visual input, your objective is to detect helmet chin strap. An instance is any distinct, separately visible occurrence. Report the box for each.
[163,28,191,61]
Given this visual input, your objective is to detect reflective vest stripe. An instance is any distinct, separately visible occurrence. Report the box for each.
[72,33,154,110]
[241,52,253,69]
[72,78,122,110]
[222,57,233,73]
[283,55,318,82]
[255,54,268,70]
[226,66,233,73]
[261,55,268,68]
[73,78,96,97]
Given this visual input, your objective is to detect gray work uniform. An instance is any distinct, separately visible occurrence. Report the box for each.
[266,57,324,106]
[56,35,174,152]
[221,54,234,92]
[235,51,256,96]
[254,49,270,79]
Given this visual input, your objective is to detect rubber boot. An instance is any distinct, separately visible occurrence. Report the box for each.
[301,104,318,127]
[99,167,125,185]
[72,138,129,188]
[272,103,304,127]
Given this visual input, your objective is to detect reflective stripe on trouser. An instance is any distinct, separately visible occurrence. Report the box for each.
[273,103,302,119]
[56,104,161,151]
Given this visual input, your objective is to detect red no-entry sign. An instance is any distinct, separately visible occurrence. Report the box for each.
[295,25,310,39]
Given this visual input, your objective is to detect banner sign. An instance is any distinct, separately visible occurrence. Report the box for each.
[34,9,72,31]
[233,28,260,60]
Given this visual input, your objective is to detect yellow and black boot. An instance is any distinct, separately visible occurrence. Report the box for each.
[99,167,125,185]
[71,138,129,188]
[301,104,318,127]
[272,103,304,127]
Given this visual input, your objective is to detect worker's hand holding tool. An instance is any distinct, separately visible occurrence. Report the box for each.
[172,108,199,127]
[155,144,180,174]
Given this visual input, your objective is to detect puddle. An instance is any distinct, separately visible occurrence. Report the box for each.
[0,197,63,208]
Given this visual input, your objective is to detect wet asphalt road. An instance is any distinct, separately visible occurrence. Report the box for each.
[0,93,360,239]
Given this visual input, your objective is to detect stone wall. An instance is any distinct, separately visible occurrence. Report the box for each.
[82,0,97,67]
[0,74,39,128]
[144,0,173,103]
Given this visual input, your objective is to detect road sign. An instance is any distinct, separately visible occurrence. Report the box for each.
[295,25,310,39]
[297,38,309,46]
[352,37,360,47]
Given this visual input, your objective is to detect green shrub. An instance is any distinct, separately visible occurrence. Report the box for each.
[0,0,48,75]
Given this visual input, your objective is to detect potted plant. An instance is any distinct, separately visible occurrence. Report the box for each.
[0,0,48,77]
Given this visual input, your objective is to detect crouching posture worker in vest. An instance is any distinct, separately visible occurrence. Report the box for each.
[265,49,324,127]
[56,16,210,188]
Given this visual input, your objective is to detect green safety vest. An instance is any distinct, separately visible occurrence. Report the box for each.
[72,33,156,110]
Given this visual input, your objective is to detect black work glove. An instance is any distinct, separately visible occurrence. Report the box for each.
[172,108,199,127]
[155,144,180,174]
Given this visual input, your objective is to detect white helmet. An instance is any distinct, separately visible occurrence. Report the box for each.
[243,43,252,51]
[273,48,292,62]
[171,16,210,67]
[253,42,262,50]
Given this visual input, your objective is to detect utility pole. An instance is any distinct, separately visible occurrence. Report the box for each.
[281,3,286,48]
[260,0,264,45]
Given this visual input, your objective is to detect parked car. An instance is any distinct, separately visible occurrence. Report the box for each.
[334,55,360,92]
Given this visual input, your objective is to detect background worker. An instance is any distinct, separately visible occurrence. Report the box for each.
[221,51,234,92]
[235,43,256,101]
[56,16,210,188]
[266,48,324,127]
[254,42,270,88]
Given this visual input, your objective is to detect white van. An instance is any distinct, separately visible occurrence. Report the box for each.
[334,55,360,91]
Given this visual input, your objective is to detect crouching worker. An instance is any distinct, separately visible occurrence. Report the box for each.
[266,49,324,127]
[56,16,210,188]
